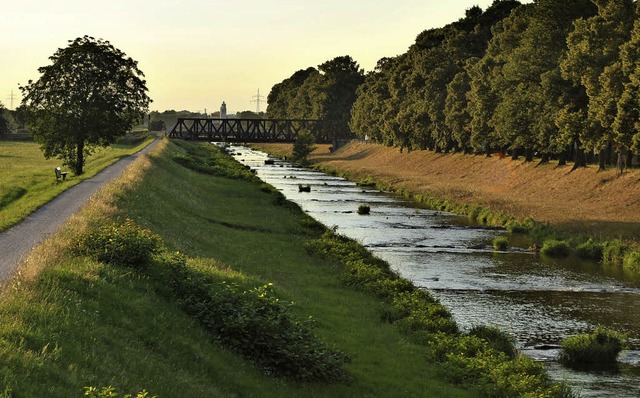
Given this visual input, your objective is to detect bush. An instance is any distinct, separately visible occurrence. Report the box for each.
[559,327,627,366]
[357,204,371,215]
[156,252,351,383]
[602,239,628,265]
[575,238,603,260]
[492,236,508,251]
[540,239,571,257]
[73,219,161,268]
[506,217,536,234]
[623,250,640,272]
[467,325,516,359]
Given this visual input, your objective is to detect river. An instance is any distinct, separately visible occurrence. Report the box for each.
[229,145,640,397]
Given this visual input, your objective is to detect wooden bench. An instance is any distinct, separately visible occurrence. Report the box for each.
[55,167,69,181]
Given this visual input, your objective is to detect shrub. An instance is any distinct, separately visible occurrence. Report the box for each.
[73,219,161,268]
[357,204,371,215]
[602,239,628,265]
[506,217,536,234]
[292,131,316,165]
[492,236,508,251]
[540,239,571,257]
[467,325,517,359]
[623,250,640,272]
[575,238,604,260]
[559,327,627,366]
[156,253,351,383]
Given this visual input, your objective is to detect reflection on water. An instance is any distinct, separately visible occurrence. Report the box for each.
[230,146,640,397]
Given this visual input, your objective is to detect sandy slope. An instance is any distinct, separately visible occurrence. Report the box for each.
[256,141,640,240]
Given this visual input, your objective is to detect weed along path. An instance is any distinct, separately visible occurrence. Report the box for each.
[0,139,160,285]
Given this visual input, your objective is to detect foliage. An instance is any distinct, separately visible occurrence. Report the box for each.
[0,102,11,135]
[20,36,151,174]
[492,236,508,251]
[148,120,166,131]
[155,251,351,383]
[575,238,604,260]
[73,219,161,268]
[357,204,370,215]
[467,325,517,359]
[291,131,316,165]
[540,239,571,257]
[267,56,364,140]
[559,326,627,365]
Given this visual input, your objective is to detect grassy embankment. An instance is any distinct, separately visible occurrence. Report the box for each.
[0,133,153,232]
[253,142,640,276]
[0,139,571,396]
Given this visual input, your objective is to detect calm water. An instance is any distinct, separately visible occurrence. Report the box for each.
[230,145,640,397]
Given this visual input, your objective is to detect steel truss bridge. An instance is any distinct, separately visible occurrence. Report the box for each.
[169,118,338,143]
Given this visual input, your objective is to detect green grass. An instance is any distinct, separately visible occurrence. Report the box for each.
[0,134,154,232]
[0,139,474,397]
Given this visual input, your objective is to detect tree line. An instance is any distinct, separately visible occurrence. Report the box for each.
[268,0,640,171]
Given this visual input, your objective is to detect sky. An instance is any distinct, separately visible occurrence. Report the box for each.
[2,0,510,114]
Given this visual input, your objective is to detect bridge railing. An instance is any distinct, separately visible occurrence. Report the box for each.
[168,117,336,143]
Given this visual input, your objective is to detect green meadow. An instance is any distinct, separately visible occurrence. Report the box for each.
[0,139,569,397]
[0,134,153,232]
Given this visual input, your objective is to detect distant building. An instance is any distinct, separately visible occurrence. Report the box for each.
[220,101,227,119]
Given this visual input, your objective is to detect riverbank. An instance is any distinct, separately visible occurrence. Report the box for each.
[255,141,640,242]
[0,139,573,396]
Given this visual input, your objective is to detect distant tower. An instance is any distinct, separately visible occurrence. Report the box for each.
[251,89,265,113]
[220,101,227,118]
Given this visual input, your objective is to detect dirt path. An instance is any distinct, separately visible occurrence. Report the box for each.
[255,141,640,240]
[0,139,160,285]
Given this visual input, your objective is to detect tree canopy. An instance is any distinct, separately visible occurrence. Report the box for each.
[20,36,151,174]
[267,56,364,140]
[341,0,640,171]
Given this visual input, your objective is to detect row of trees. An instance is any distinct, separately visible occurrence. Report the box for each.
[269,0,640,171]
[266,55,365,139]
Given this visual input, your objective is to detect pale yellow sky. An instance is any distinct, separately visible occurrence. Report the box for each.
[2,0,505,114]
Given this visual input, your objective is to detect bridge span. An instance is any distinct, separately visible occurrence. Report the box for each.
[169,117,335,143]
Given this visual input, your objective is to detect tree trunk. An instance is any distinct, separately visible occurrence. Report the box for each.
[598,147,607,171]
[537,153,549,166]
[570,139,586,171]
[557,152,567,166]
[75,139,84,175]
[525,148,534,162]
[626,149,634,169]
[617,149,625,175]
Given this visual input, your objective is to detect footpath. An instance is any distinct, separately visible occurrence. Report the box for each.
[0,139,160,285]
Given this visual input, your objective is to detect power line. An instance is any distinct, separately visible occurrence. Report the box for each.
[251,89,265,113]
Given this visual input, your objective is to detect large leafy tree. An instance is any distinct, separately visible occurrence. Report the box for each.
[562,0,635,168]
[20,36,151,174]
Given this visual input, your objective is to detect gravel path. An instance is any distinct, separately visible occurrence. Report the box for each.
[0,139,160,284]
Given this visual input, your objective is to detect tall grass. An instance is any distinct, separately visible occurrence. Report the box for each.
[0,135,154,232]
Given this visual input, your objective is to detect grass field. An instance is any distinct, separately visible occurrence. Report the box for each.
[0,139,478,397]
[0,135,154,232]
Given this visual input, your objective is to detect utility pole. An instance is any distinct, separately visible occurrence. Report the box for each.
[6,90,18,109]
[251,89,265,113]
